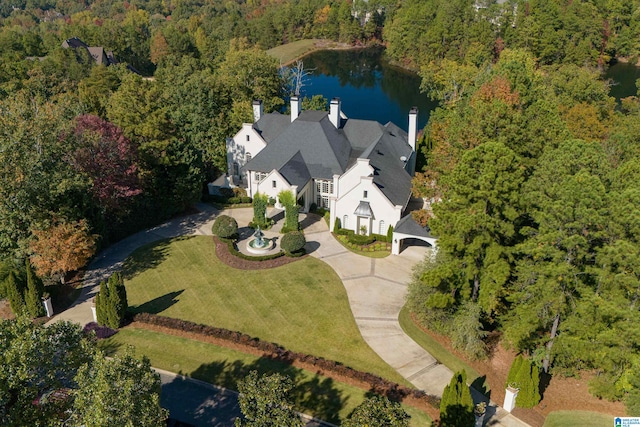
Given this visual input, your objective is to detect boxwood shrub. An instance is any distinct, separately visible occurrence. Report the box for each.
[211,215,238,238]
[281,231,306,254]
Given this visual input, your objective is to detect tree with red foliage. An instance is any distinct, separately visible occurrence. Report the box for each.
[70,115,142,215]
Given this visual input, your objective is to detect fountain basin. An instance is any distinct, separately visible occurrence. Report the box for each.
[246,238,275,255]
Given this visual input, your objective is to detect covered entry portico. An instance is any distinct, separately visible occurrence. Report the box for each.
[392,214,438,255]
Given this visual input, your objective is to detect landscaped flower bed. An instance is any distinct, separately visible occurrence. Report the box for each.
[213,237,304,269]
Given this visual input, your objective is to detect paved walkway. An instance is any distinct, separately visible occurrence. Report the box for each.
[48,206,529,427]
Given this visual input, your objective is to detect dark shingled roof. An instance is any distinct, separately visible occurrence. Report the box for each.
[364,123,413,207]
[278,151,311,189]
[245,107,414,208]
[245,110,351,179]
[394,215,435,238]
[253,112,290,143]
[62,37,89,49]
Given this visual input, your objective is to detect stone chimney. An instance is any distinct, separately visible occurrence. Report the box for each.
[330,97,341,128]
[408,107,418,152]
[291,96,300,122]
[252,100,263,123]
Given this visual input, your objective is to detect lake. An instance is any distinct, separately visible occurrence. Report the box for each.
[298,48,437,132]
[298,48,639,132]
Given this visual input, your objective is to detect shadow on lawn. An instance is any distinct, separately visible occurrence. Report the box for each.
[123,237,195,280]
[129,290,184,315]
[190,356,347,425]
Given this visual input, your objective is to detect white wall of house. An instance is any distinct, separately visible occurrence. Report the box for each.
[226,124,266,182]
[331,171,402,236]
[253,169,297,208]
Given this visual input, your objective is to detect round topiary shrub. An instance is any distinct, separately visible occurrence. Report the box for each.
[211,215,238,238]
[281,231,306,254]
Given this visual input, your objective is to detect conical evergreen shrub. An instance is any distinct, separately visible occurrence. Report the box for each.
[24,259,45,318]
[506,354,524,388]
[440,370,474,427]
[6,271,26,316]
[515,358,541,408]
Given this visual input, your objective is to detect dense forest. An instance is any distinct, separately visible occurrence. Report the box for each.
[1,0,640,416]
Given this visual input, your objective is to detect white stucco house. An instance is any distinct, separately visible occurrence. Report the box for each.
[226,96,436,253]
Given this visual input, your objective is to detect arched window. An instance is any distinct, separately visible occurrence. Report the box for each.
[379,220,385,235]
[343,215,349,229]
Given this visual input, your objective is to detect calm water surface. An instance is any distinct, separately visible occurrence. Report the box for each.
[605,61,640,100]
[299,48,639,131]
[299,48,437,132]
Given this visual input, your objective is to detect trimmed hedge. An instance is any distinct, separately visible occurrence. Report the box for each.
[212,215,238,238]
[133,312,440,408]
[281,231,306,254]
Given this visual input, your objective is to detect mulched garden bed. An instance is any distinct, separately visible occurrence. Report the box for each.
[213,236,307,270]
[409,313,626,427]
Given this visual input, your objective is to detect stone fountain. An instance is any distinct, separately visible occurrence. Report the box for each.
[246,226,275,254]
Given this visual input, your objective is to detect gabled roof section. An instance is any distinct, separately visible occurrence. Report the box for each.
[87,47,106,65]
[343,119,385,157]
[245,110,352,180]
[278,151,311,189]
[62,37,88,49]
[252,112,290,143]
[361,123,413,207]
[395,214,435,238]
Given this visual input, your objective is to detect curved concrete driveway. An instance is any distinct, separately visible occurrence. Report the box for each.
[49,206,528,427]
[302,225,454,398]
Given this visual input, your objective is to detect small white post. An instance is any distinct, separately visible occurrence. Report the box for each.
[42,297,53,318]
[91,304,97,322]
[503,386,519,413]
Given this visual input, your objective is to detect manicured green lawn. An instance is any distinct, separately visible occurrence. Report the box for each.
[542,410,614,427]
[266,39,322,65]
[100,328,432,426]
[123,235,407,385]
[399,306,489,392]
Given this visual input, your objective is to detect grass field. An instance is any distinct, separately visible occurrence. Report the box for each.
[123,235,407,385]
[542,410,614,427]
[101,327,433,426]
[266,39,324,65]
[398,306,488,392]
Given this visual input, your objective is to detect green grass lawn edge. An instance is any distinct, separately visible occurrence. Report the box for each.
[100,328,432,426]
[542,410,614,427]
[398,306,487,392]
[266,39,323,65]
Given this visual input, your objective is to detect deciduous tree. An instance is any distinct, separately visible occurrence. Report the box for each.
[71,347,167,427]
[235,371,303,427]
[343,395,409,427]
[29,219,97,283]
